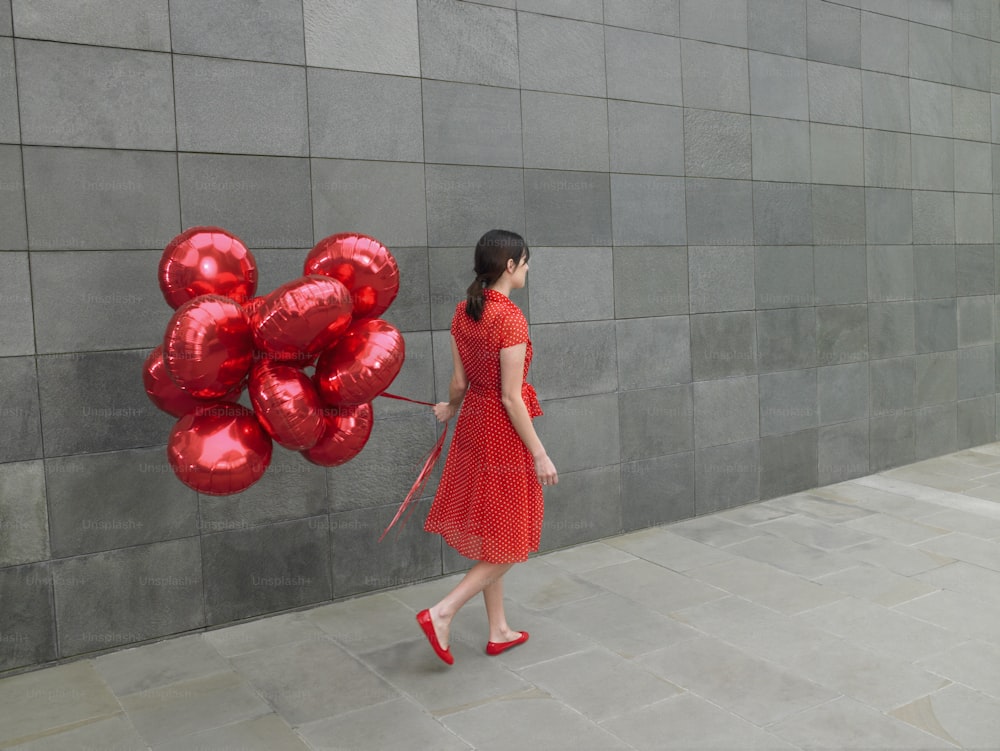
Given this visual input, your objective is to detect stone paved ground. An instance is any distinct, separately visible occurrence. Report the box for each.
[3,446,1000,750]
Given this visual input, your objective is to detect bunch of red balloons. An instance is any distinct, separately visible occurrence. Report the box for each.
[143,227,404,495]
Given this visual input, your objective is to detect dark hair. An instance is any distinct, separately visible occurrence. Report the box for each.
[464,229,529,321]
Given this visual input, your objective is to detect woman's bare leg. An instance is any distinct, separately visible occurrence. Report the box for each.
[483,574,521,643]
[427,561,513,648]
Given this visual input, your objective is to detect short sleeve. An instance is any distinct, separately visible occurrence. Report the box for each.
[499,306,530,349]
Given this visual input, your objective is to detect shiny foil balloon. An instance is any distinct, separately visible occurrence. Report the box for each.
[248,361,324,450]
[301,403,373,467]
[168,403,273,495]
[159,227,258,308]
[314,318,404,405]
[253,275,353,362]
[304,233,399,319]
[163,295,254,399]
[142,345,212,417]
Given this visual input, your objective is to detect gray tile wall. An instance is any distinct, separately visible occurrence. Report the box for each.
[4,0,1000,673]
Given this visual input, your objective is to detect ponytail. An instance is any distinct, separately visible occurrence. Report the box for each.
[465,276,487,321]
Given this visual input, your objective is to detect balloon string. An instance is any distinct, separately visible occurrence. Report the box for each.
[376,391,448,542]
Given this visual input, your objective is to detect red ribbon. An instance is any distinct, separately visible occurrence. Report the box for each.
[376,392,448,542]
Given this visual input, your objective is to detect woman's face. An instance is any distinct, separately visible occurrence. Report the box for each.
[509,252,529,289]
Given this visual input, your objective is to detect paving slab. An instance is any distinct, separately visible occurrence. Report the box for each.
[229,637,399,725]
[890,683,1000,749]
[153,713,310,751]
[297,698,471,751]
[769,696,952,749]
[439,695,630,750]
[600,692,799,751]
[895,589,1000,647]
[916,640,1000,699]
[519,646,682,722]
[93,633,230,696]
[577,558,728,614]
[815,563,938,607]
[605,526,734,570]
[3,714,147,751]
[641,636,839,726]
[119,670,272,747]
[543,591,700,658]
[0,661,120,747]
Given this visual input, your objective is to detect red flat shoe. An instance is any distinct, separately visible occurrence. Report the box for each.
[486,631,529,656]
[416,609,453,665]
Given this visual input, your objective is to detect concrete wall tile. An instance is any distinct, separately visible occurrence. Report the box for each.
[915,351,958,406]
[956,244,995,294]
[748,0,806,58]
[533,321,619,398]
[542,393,620,473]
[757,307,817,371]
[0,563,55,670]
[0,252,33,355]
[311,69,424,162]
[753,183,813,245]
[818,419,869,484]
[751,117,810,181]
[693,375,759,448]
[179,154,313,249]
[870,411,915,471]
[912,192,956,244]
[867,245,914,302]
[522,91,609,171]
[959,394,996,447]
[811,185,866,245]
[756,245,814,308]
[530,247,614,323]
[807,0,861,68]
[604,0,680,35]
[760,427,818,498]
[869,300,916,358]
[862,71,911,130]
[619,384,693,460]
[810,123,864,185]
[621,451,695,530]
[690,311,758,380]
[315,159,428,248]
[680,0,748,47]
[750,50,809,119]
[169,0,304,64]
[23,147,179,250]
[612,101,684,176]
[540,465,621,551]
[174,56,307,156]
[861,11,909,75]
[817,304,869,365]
[606,26,682,104]
[913,245,957,299]
[759,368,818,436]
[818,361,869,425]
[685,178,753,245]
[0,460,48,566]
[11,0,169,49]
[303,0,419,75]
[958,344,995,397]
[419,0,518,87]
[808,61,862,127]
[815,245,867,305]
[910,79,954,137]
[612,174,687,246]
[689,245,755,313]
[0,145,26,250]
[681,39,750,113]
[910,22,952,84]
[54,538,203,655]
[524,170,612,247]
[0,356,40,462]
[695,439,759,513]
[518,11,605,96]
[614,246,689,318]
[615,316,690,389]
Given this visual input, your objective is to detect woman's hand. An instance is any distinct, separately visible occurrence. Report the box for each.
[433,401,457,423]
[534,453,558,487]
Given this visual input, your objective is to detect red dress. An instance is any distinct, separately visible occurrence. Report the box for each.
[425,289,544,563]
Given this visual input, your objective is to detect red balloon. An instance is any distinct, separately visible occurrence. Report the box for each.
[248,361,325,450]
[242,295,266,319]
[168,403,273,495]
[314,319,404,405]
[163,295,254,399]
[159,227,257,308]
[301,403,373,467]
[253,275,353,362]
[304,233,399,319]
[143,344,230,417]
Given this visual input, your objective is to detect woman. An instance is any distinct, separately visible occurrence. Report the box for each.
[417,229,558,666]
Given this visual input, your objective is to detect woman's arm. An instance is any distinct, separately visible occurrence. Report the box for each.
[499,343,558,485]
[433,336,468,422]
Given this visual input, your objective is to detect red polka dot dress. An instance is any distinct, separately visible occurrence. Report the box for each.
[425,289,544,564]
